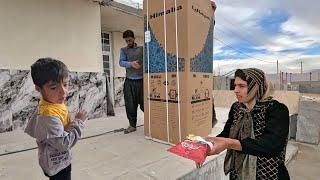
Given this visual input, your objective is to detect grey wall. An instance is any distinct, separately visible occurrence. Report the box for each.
[296,97,320,144]
[213,77,231,90]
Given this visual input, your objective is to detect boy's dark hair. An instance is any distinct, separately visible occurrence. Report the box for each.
[234,69,247,82]
[123,30,135,39]
[31,57,69,88]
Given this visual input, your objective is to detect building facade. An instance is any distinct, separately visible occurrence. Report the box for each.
[0,0,143,133]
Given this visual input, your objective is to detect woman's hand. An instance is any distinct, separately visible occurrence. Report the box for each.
[205,137,242,156]
[205,137,229,155]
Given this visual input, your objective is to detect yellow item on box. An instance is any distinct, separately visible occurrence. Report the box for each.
[39,99,70,129]
[186,134,214,150]
[186,134,197,141]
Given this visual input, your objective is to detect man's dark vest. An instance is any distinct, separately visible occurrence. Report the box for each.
[122,46,143,78]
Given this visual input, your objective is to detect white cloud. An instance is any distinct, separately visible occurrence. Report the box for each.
[264,35,315,52]
[213,0,320,73]
[281,17,320,42]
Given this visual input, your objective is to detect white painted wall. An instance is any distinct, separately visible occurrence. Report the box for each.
[112,31,143,77]
[0,0,103,72]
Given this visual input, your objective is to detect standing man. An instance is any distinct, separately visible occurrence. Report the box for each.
[120,30,144,134]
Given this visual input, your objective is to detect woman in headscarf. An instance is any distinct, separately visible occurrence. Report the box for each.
[206,68,290,180]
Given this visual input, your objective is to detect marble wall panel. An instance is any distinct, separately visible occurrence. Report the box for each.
[66,72,80,118]
[0,69,12,132]
[0,69,10,91]
[0,69,113,133]
[114,77,125,107]
[78,72,107,119]
[10,70,39,130]
[0,109,12,133]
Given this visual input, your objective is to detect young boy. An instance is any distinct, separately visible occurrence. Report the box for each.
[25,58,86,180]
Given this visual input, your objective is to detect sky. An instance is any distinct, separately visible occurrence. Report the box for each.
[212,0,320,75]
[130,0,320,75]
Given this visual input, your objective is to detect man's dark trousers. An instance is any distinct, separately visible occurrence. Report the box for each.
[124,78,144,128]
[44,164,71,180]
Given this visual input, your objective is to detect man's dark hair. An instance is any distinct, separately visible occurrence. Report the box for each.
[31,57,69,88]
[123,30,135,38]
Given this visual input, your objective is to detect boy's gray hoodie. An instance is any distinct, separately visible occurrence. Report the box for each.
[24,110,85,176]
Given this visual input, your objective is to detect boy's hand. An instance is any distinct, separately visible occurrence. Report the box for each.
[75,110,87,122]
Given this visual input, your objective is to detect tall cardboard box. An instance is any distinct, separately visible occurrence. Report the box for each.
[143,0,215,144]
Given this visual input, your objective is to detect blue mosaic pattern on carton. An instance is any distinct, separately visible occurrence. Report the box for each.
[144,19,185,73]
[190,19,214,73]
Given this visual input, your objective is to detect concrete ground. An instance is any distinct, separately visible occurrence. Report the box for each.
[0,107,304,180]
[0,107,227,180]
[287,142,320,180]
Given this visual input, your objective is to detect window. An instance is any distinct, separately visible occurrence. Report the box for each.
[101,32,111,76]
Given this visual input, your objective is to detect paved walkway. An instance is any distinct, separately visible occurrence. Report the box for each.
[0,107,299,180]
[287,142,320,180]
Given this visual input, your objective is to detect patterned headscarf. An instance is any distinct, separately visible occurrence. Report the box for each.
[241,68,268,102]
[224,68,272,180]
